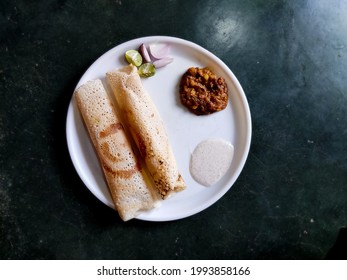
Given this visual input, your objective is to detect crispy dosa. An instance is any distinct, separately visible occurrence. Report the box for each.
[74,79,159,221]
[106,65,186,198]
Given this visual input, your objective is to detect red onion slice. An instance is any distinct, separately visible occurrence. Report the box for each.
[139,43,151,63]
[149,43,171,60]
[153,57,174,68]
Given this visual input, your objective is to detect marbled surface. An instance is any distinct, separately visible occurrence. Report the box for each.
[1,0,346,259]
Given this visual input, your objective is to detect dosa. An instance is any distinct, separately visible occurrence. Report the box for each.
[106,65,186,198]
[74,79,159,221]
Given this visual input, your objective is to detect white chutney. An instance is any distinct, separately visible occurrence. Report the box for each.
[190,138,234,187]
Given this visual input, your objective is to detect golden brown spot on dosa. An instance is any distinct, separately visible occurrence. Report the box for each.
[99,123,123,138]
[102,160,139,179]
[136,134,147,158]
[100,142,121,162]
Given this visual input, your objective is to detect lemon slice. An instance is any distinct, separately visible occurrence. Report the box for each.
[125,50,143,66]
[138,63,156,78]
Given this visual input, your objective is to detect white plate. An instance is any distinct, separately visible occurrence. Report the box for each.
[66,36,252,221]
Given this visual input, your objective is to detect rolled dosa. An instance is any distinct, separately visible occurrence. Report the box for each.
[74,79,159,221]
[106,65,186,198]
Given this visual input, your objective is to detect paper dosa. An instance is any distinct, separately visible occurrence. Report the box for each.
[74,79,159,221]
[106,65,186,198]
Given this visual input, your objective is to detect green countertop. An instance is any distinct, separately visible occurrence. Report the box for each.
[1,0,346,259]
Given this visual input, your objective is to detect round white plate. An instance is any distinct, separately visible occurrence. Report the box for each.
[66,36,252,221]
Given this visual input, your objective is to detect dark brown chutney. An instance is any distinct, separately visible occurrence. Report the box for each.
[179,67,228,115]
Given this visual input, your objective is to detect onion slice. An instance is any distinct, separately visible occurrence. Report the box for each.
[149,43,171,60]
[139,43,151,63]
[153,57,174,68]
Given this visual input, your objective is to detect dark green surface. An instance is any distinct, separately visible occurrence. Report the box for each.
[1,0,347,259]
